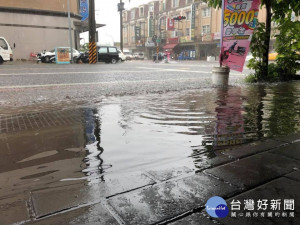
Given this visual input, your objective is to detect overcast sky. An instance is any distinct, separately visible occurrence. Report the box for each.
[80,0,152,45]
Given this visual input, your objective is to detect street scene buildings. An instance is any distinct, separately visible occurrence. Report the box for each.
[122,0,275,60]
[0,1,299,225]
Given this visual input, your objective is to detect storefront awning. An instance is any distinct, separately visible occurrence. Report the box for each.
[163,44,178,49]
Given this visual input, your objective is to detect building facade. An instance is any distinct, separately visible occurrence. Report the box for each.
[0,0,84,60]
[122,0,224,60]
[122,0,273,60]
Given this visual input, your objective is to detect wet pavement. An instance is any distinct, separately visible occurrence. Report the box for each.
[0,61,249,106]
[0,62,299,224]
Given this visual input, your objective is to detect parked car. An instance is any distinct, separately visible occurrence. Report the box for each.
[152,52,165,61]
[246,52,279,61]
[38,47,80,63]
[133,52,144,60]
[124,52,133,60]
[97,46,120,64]
[0,37,13,64]
[118,50,126,61]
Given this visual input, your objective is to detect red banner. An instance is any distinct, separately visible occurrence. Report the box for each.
[220,0,261,72]
[167,18,175,31]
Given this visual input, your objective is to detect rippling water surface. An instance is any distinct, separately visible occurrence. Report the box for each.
[83,82,300,181]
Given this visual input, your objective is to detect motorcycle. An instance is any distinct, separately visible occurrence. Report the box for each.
[75,52,89,64]
[37,50,56,63]
[222,41,246,60]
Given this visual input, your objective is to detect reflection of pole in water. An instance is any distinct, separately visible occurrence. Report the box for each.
[83,108,111,183]
[93,112,105,181]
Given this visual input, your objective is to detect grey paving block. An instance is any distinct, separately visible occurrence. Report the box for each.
[108,173,237,225]
[284,170,300,182]
[32,171,155,217]
[204,152,300,189]
[29,202,118,225]
[0,194,30,225]
[269,142,300,160]
[192,151,234,171]
[146,166,194,182]
[272,132,300,144]
[169,212,218,225]
[221,139,285,159]
[217,177,300,225]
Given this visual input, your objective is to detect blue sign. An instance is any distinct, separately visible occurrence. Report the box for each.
[206,196,229,218]
[80,0,89,21]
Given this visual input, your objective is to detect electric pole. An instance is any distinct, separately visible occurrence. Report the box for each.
[118,1,125,52]
[89,0,97,64]
[67,0,73,63]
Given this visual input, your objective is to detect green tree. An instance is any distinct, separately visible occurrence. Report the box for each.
[205,0,300,81]
[80,43,89,52]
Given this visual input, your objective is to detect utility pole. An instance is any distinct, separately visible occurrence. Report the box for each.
[89,0,97,64]
[118,0,125,52]
[67,0,73,63]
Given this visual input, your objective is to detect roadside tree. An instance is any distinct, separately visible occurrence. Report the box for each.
[205,0,300,81]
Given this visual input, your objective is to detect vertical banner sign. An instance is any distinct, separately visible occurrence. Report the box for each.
[148,12,154,37]
[80,0,89,21]
[190,3,196,41]
[135,26,141,40]
[167,18,175,31]
[220,0,260,72]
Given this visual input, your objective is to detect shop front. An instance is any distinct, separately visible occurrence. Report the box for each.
[162,37,179,59]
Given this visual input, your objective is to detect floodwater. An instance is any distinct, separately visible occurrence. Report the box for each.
[82,82,300,180]
[0,82,299,195]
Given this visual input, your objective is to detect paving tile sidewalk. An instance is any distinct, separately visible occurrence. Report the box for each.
[1,133,299,225]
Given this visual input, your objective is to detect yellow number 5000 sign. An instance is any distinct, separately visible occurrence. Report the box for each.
[224,10,255,27]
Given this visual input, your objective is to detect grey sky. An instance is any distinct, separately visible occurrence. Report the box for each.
[80,0,152,45]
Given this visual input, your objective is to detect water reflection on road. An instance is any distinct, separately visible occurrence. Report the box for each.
[0,82,299,193]
[83,82,300,181]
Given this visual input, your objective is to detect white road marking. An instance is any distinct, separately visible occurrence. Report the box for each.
[0,77,212,89]
[0,71,144,76]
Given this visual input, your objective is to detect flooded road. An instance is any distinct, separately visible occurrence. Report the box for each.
[0,82,299,195]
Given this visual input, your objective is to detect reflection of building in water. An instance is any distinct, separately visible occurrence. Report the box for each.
[0,109,86,195]
[213,87,245,148]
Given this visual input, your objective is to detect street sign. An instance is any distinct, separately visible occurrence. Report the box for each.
[156,39,161,43]
[117,2,125,11]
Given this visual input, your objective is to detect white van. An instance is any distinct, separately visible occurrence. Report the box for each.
[0,37,13,64]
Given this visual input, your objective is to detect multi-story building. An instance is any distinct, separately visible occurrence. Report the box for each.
[0,0,102,60]
[122,0,222,59]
